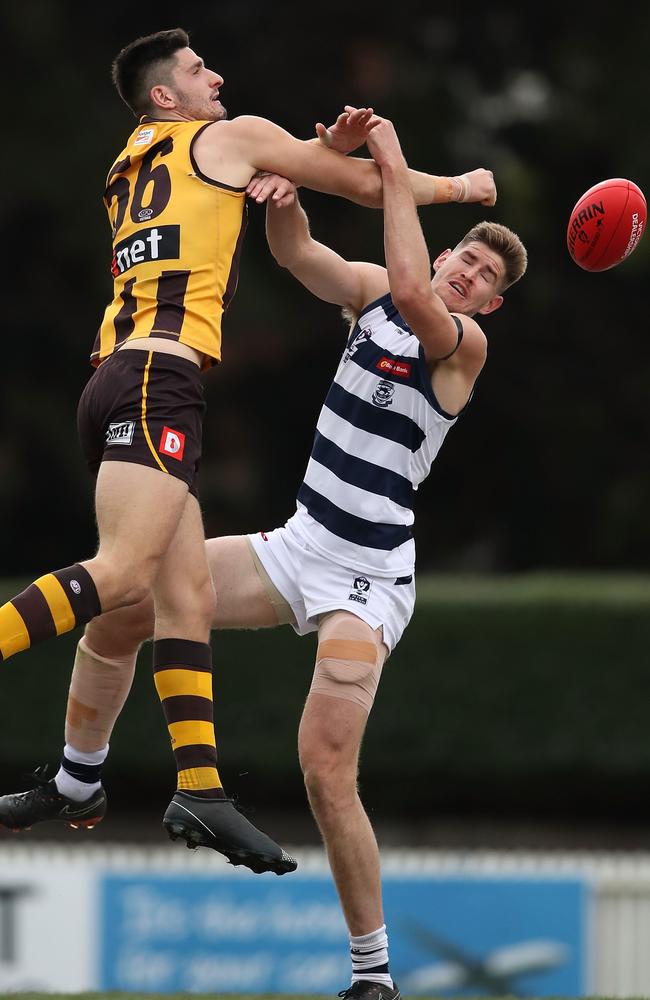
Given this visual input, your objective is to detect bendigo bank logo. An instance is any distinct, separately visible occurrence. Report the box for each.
[159,427,186,461]
[376,356,412,378]
[111,225,180,276]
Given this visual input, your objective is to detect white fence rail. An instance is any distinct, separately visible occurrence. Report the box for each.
[2,843,650,995]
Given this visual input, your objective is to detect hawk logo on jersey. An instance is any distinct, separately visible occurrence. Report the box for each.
[106,421,135,446]
[349,575,371,605]
[372,379,395,408]
[111,225,180,276]
[343,327,371,364]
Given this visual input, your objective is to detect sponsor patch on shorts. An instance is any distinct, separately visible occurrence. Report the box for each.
[159,426,186,461]
[106,421,135,446]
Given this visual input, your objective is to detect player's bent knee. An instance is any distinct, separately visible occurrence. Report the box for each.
[77,634,136,670]
[88,554,155,609]
[156,575,216,626]
[190,575,217,616]
[84,601,153,658]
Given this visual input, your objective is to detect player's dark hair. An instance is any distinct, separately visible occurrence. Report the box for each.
[112,28,190,117]
[457,221,528,290]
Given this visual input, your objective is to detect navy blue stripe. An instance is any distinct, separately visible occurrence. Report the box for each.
[352,294,469,421]
[350,338,431,396]
[297,483,412,550]
[311,430,414,509]
[382,297,411,332]
[348,319,462,420]
[358,291,393,321]
[324,382,425,453]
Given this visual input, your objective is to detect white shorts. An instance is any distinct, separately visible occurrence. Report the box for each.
[248,518,416,654]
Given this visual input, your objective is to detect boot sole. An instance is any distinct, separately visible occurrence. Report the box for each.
[0,814,104,832]
[163,818,296,875]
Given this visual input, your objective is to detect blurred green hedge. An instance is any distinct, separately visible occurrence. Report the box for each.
[1,574,649,819]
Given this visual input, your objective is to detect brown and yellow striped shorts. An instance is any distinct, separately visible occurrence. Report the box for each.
[77,348,205,496]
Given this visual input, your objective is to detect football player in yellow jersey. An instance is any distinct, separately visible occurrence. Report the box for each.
[0,27,495,874]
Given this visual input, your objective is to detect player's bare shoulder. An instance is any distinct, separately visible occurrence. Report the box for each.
[192,118,257,189]
[356,262,390,310]
[431,314,487,416]
[447,313,488,373]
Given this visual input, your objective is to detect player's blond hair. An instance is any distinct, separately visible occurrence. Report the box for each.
[456,221,528,291]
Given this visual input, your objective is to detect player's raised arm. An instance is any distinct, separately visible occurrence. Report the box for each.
[366,118,486,365]
[195,114,496,209]
[254,173,386,313]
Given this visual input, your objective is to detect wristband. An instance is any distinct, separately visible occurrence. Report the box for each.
[451,174,472,203]
[434,176,471,204]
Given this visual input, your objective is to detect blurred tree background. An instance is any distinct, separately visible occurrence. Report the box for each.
[2,0,649,576]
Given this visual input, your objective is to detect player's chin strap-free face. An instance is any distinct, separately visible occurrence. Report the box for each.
[310,611,387,714]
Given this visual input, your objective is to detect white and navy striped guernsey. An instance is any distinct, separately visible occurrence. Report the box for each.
[288,292,468,577]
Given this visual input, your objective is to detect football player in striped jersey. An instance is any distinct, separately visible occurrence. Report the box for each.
[0,26,495,880]
[0,109,515,999]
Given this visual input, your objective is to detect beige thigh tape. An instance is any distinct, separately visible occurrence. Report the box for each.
[310,614,386,713]
[245,536,295,626]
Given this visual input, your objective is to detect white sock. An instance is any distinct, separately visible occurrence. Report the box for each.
[350,924,393,988]
[54,743,108,801]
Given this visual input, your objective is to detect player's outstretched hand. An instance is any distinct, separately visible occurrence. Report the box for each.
[365,118,405,169]
[247,172,297,207]
[315,106,381,154]
[463,168,497,206]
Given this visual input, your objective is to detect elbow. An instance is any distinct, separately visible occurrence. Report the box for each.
[273,248,296,274]
[391,283,430,317]
[268,238,303,270]
[269,246,293,269]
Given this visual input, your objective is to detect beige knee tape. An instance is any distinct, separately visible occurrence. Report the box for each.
[246,537,296,626]
[65,636,137,750]
[310,614,386,713]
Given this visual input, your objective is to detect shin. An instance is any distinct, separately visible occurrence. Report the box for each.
[299,612,387,936]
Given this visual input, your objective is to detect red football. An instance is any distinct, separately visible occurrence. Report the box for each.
[567,178,646,271]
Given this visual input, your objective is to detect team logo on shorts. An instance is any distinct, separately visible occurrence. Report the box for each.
[159,427,186,461]
[106,421,135,446]
[349,575,371,605]
[372,379,395,408]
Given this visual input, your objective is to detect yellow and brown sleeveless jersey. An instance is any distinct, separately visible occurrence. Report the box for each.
[92,119,247,368]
